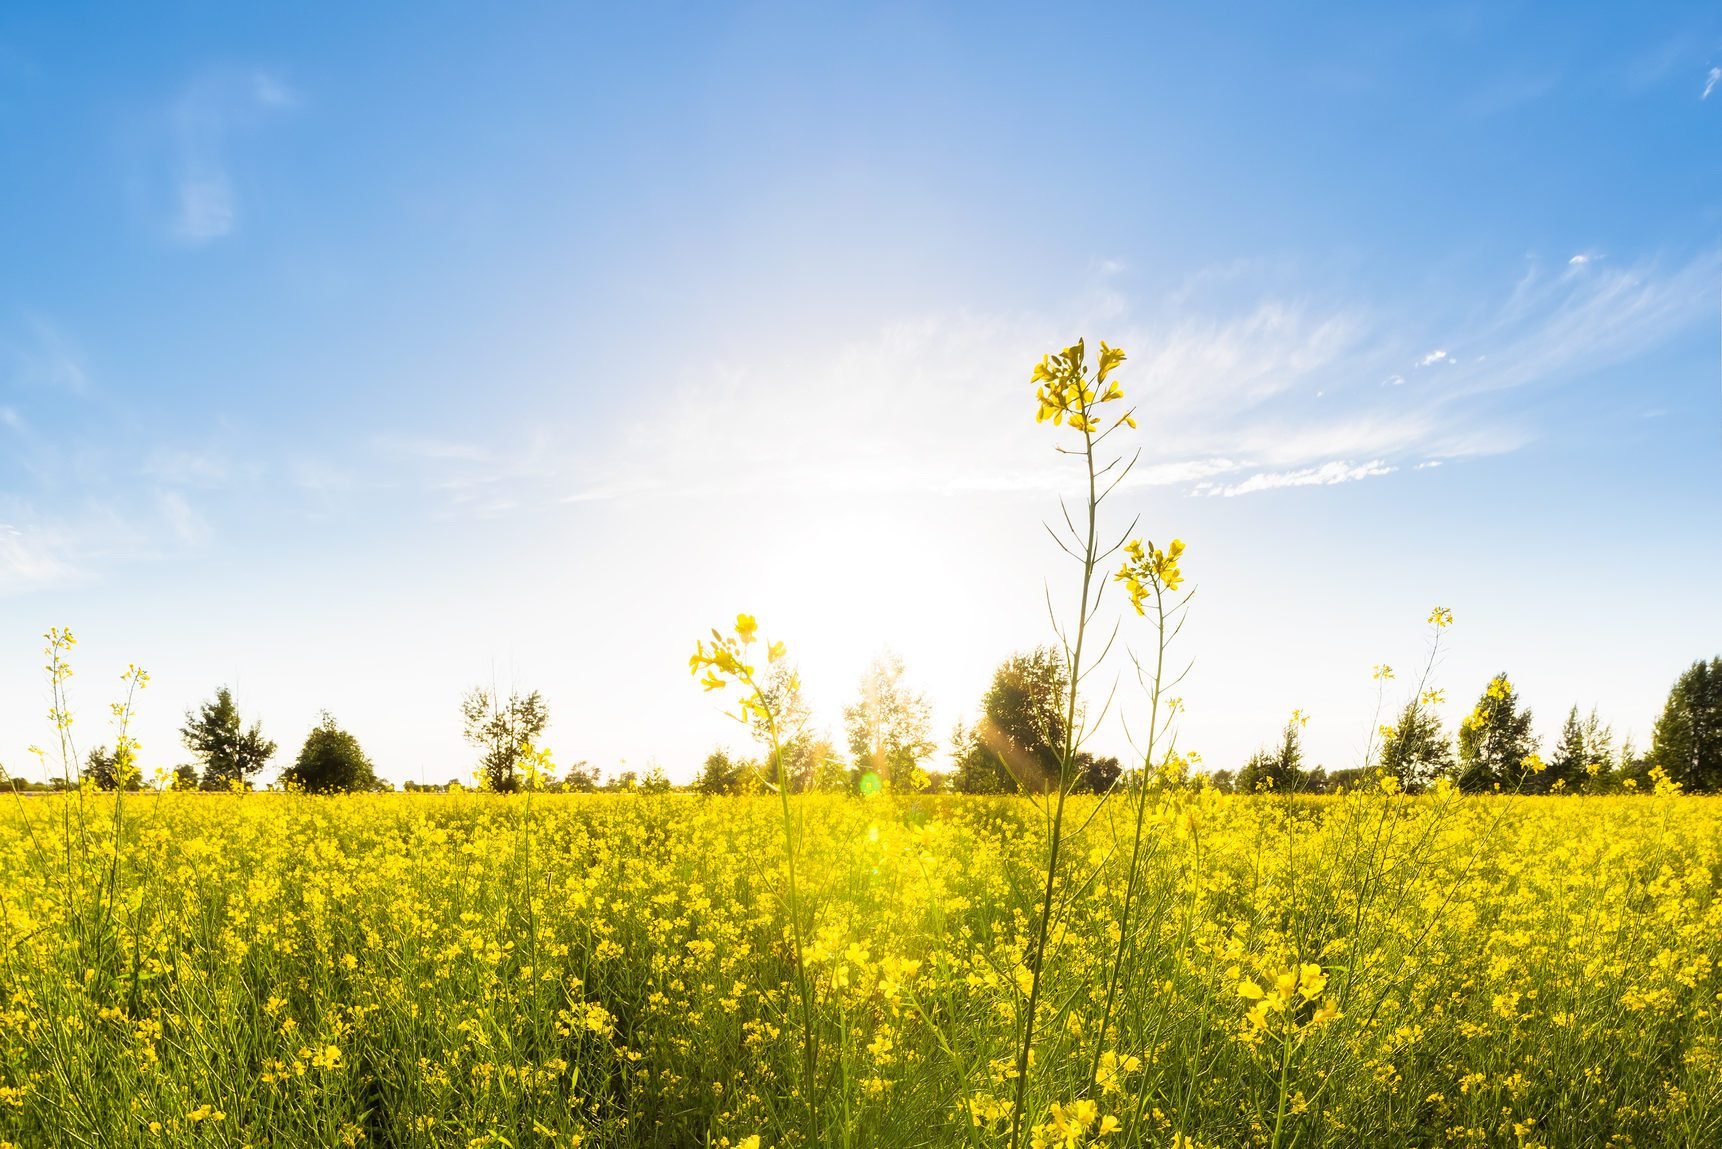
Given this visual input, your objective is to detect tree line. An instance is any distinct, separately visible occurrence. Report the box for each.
[1210,657,1722,795]
[14,654,1718,797]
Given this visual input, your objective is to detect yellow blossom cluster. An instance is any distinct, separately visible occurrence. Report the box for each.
[1032,339,1134,434]
[1115,537,1187,613]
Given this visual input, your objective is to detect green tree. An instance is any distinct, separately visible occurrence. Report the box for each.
[561,760,601,792]
[750,662,825,792]
[961,647,1068,794]
[1073,753,1122,794]
[950,721,1013,794]
[84,746,141,792]
[1235,715,1307,792]
[1378,700,1453,792]
[461,687,548,792]
[1456,673,1538,792]
[181,686,276,790]
[695,748,745,795]
[1650,657,1722,792]
[281,712,379,793]
[843,653,934,790]
[1549,705,1615,793]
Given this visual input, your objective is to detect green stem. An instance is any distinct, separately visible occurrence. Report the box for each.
[755,673,819,1142]
[1009,417,1100,1149]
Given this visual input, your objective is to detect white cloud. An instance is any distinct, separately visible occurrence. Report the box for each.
[1202,460,1395,497]
[165,68,298,245]
[0,520,77,594]
[142,447,229,486]
[3,315,89,394]
[375,250,1712,515]
[156,490,210,546]
[1440,251,1717,398]
[373,434,491,463]
[1704,67,1720,100]
[174,176,235,244]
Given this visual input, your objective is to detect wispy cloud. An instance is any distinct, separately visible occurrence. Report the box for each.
[1704,67,1720,100]
[1437,251,1718,398]
[582,251,1712,502]
[2,315,89,394]
[1201,459,1395,497]
[163,69,298,245]
[0,487,226,595]
[345,248,1713,515]
[0,519,77,594]
[142,447,229,486]
[370,430,563,516]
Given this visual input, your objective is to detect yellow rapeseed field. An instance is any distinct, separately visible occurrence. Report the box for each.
[2,788,1718,1148]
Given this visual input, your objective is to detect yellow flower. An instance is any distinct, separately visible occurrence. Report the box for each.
[1115,537,1188,613]
[1096,341,1125,383]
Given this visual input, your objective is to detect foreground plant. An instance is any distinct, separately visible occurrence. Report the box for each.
[1092,534,1191,1103]
[1009,339,1139,1148]
[691,615,820,1140]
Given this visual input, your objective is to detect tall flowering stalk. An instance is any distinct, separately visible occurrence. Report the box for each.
[690,615,819,1139]
[1089,535,1191,1088]
[1009,340,1136,1148]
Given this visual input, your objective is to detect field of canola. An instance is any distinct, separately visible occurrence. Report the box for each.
[1,788,1718,1148]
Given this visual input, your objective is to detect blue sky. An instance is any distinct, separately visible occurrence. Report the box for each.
[2,2,1719,785]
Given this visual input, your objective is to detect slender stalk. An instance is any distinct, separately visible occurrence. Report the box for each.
[1009,418,1100,1149]
[1089,575,1173,1084]
[753,670,819,1142]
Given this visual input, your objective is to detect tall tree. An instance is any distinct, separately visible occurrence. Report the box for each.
[1456,673,1537,792]
[694,749,735,795]
[281,712,378,793]
[950,721,1014,794]
[750,662,822,792]
[1235,714,1307,793]
[843,653,934,790]
[1072,753,1122,794]
[1549,705,1614,792]
[1650,657,1722,793]
[84,746,141,792]
[181,686,276,790]
[1378,700,1453,792]
[960,647,1068,794]
[561,760,601,792]
[460,687,548,792]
